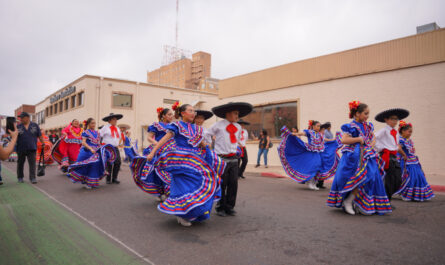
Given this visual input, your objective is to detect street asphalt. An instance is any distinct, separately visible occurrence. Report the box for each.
[1,161,445,265]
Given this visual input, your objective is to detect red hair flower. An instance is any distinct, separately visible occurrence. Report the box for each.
[399,120,412,129]
[348,100,360,111]
[156,107,164,114]
[172,101,180,111]
[308,120,313,129]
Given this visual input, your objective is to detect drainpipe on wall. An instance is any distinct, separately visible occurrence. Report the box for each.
[97,77,102,125]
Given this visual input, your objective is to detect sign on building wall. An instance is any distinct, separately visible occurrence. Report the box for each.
[50,86,76,103]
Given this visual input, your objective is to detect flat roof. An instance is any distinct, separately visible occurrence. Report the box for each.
[219,28,445,98]
[35,74,218,106]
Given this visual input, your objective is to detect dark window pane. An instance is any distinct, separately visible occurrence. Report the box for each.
[113,93,132,108]
[243,102,298,139]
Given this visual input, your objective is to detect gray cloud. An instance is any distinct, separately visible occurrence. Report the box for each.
[1,0,444,115]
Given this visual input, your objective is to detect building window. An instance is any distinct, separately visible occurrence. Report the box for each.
[71,95,76,108]
[243,102,298,140]
[77,92,84,106]
[45,107,49,117]
[163,99,178,105]
[50,106,53,115]
[54,103,58,114]
[59,101,63,112]
[209,84,214,89]
[65,98,69,110]
[112,93,132,108]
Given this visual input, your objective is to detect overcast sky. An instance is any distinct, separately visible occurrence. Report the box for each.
[1,0,444,115]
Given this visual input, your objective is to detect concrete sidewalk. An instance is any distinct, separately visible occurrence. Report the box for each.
[245,164,445,192]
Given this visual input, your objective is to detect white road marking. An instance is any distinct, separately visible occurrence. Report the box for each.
[32,185,156,265]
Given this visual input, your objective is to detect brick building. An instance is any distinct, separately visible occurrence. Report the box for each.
[147,51,212,90]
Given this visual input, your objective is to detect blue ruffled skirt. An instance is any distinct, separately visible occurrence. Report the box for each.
[131,141,176,197]
[155,146,225,222]
[68,145,117,187]
[278,127,339,183]
[327,144,392,215]
[396,159,434,201]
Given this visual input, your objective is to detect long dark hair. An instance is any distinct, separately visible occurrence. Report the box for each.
[84,118,94,129]
[174,104,191,119]
[158,108,170,121]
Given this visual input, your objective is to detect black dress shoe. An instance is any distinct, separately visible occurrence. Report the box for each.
[216,211,227,217]
[18,178,24,183]
[226,209,237,216]
[255,164,260,168]
[239,175,245,179]
[106,180,112,184]
[112,180,120,184]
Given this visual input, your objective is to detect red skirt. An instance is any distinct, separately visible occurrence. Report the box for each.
[51,137,82,168]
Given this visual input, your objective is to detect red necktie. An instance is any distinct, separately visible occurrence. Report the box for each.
[390,129,397,145]
[110,126,119,138]
[226,123,238,143]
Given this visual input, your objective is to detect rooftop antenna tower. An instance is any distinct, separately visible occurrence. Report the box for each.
[162,0,190,65]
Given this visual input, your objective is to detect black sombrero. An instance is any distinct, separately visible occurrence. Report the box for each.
[102,113,123,122]
[212,102,253,119]
[237,119,250,125]
[195,110,214,120]
[375,108,409,123]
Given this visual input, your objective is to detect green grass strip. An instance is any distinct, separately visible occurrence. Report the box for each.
[0,166,145,265]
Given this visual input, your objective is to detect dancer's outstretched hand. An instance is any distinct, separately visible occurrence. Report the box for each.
[146,153,154,161]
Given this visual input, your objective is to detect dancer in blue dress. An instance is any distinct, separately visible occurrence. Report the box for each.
[123,130,139,162]
[68,118,117,189]
[278,120,339,190]
[146,103,225,226]
[131,107,175,202]
[395,121,434,201]
[327,101,392,215]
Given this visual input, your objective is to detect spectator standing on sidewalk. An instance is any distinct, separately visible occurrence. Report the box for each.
[16,112,45,184]
[255,129,270,168]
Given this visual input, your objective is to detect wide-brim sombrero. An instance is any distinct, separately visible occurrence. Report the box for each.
[212,102,253,119]
[237,119,250,125]
[195,110,214,120]
[102,113,123,122]
[375,108,409,123]
[118,124,131,130]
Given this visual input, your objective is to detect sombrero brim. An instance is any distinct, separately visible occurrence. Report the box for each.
[375,108,409,123]
[212,102,253,119]
[195,110,214,120]
[102,114,123,122]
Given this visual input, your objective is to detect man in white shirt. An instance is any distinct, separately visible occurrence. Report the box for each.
[100,113,124,184]
[207,102,253,217]
[237,119,250,179]
[375,108,409,204]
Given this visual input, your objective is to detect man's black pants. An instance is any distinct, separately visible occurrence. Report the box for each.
[217,158,239,213]
[384,154,402,201]
[17,150,36,180]
[106,147,121,182]
[238,147,248,177]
